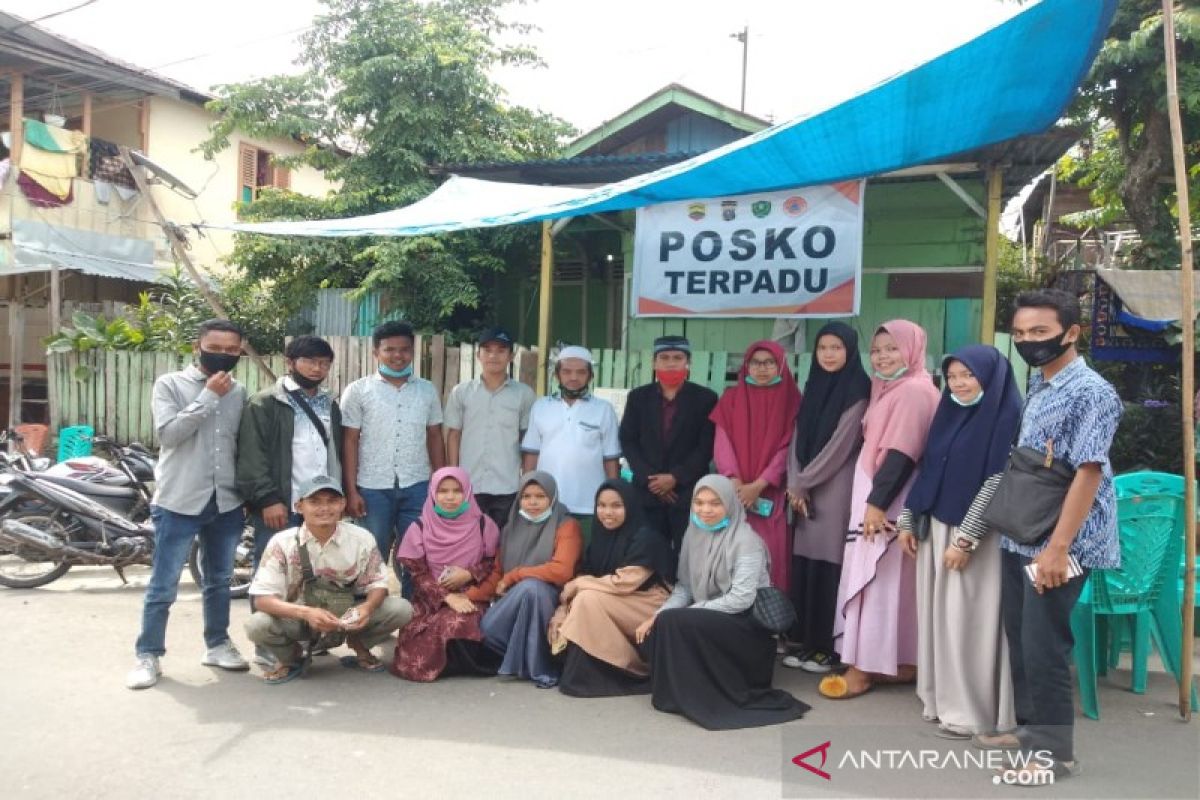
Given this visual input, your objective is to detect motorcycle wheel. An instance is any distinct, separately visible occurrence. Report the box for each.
[187,524,256,599]
[0,511,73,589]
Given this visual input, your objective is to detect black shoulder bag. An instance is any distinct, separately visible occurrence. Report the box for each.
[979,411,1076,545]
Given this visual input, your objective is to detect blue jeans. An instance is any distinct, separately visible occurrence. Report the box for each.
[135,495,245,657]
[358,480,428,598]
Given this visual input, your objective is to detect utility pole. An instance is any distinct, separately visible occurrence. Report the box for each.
[118,147,276,383]
[731,26,748,112]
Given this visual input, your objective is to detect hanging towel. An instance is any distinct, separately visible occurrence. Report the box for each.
[0,158,11,188]
[88,138,137,190]
[18,170,73,207]
[24,119,87,154]
[17,145,77,199]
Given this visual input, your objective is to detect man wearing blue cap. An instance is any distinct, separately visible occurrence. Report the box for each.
[619,335,717,578]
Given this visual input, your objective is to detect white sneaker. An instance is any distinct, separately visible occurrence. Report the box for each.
[201,640,250,671]
[126,654,161,690]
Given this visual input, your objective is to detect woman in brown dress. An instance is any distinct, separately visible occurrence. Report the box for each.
[551,479,672,696]
[391,467,500,682]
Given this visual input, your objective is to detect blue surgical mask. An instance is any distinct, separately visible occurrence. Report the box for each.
[434,501,470,519]
[745,375,783,386]
[519,507,553,524]
[950,390,984,408]
[690,513,730,532]
[378,363,413,379]
[873,366,908,381]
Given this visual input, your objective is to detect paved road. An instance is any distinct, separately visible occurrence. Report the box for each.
[1,566,1197,799]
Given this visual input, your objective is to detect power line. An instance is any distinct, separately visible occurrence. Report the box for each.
[1,0,101,34]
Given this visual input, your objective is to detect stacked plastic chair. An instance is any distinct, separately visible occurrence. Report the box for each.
[1070,472,1199,719]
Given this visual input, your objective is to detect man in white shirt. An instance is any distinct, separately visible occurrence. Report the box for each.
[341,321,445,597]
[521,346,620,541]
[445,327,535,526]
[244,475,412,684]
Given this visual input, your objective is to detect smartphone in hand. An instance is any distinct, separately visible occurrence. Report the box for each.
[1024,555,1083,587]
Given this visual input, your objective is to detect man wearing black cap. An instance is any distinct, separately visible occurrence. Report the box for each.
[445,327,535,526]
[618,335,717,578]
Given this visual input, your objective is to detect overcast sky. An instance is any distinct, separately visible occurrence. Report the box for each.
[3,0,1027,134]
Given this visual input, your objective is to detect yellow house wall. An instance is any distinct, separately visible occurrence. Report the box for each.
[145,96,336,275]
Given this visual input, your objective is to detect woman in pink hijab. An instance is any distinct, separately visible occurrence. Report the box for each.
[710,340,803,590]
[820,320,940,699]
[391,467,501,682]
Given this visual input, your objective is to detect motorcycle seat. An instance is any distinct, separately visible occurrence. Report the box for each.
[36,474,138,498]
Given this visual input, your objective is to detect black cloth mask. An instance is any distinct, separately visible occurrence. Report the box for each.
[1014,334,1072,368]
[199,350,240,375]
[290,371,322,390]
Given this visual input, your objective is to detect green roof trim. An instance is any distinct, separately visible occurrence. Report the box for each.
[563,84,769,158]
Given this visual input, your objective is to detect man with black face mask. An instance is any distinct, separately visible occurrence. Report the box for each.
[970,289,1122,784]
[236,336,343,667]
[128,319,250,690]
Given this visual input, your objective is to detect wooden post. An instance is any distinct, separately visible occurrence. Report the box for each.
[7,283,25,426]
[1162,0,1196,722]
[8,72,23,166]
[536,220,554,395]
[980,166,1003,345]
[47,267,62,432]
[81,92,92,137]
[138,98,150,154]
[118,148,276,382]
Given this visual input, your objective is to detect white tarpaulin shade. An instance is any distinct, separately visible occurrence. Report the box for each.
[207,0,1116,239]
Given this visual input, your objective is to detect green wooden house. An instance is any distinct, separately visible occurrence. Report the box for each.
[448,83,1076,372]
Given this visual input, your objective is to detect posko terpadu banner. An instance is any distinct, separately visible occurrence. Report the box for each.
[631,181,864,318]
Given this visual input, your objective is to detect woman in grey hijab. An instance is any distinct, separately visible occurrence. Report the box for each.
[635,475,809,729]
[477,471,584,687]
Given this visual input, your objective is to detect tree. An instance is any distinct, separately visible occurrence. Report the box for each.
[199,0,575,333]
[1052,0,1200,268]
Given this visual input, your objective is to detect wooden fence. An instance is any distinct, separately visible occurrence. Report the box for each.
[49,335,539,448]
[48,332,1024,450]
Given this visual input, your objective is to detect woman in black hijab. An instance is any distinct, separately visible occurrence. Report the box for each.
[783,322,872,673]
[551,479,673,697]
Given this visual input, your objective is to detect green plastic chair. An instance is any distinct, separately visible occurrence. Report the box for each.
[1070,492,1199,719]
[1114,471,1185,501]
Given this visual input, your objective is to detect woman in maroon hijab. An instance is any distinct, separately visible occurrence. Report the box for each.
[710,340,802,589]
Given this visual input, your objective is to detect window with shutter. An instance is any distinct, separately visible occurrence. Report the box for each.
[237,142,289,205]
[238,143,258,204]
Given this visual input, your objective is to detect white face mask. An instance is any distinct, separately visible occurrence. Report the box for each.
[519,507,553,524]
[950,389,984,407]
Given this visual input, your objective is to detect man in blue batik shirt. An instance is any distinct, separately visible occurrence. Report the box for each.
[975,289,1122,784]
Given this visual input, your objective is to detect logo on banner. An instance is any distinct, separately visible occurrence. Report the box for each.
[751,200,772,218]
[783,196,808,216]
[721,200,737,221]
[687,202,706,221]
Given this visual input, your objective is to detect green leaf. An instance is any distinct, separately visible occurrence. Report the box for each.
[72,365,93,382]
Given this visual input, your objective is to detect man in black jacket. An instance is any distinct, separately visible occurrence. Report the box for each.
[236,335,343,665]
[618,335,717,579]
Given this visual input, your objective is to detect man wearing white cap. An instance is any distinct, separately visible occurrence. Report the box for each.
[521,345,620,540]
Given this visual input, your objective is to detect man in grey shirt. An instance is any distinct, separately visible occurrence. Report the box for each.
[126,319,251,690]
[444,327,534,526]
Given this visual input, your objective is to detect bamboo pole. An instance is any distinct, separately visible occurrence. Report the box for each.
[117,148,276,383]
[980,167,1003,345]
[536,220,553,395]
[1161,0,1196,722]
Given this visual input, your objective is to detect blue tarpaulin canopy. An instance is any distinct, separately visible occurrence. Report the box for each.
[211,0,1116,238]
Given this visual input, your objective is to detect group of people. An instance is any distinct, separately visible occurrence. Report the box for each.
[123,289,1122,778]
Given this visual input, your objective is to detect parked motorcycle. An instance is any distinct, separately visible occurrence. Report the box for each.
[0,437,255,594]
